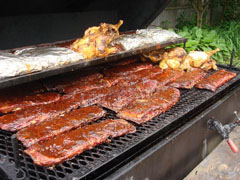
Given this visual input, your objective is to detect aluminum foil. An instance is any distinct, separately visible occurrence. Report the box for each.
[0,47,84,79]
[111,34,154,51]
[111,29,182,51]
[0,52,29,79]
[136,29,181,44]
[15,46,85,69]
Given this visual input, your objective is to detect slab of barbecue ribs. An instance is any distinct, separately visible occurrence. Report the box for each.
[195,69,237,92]
[99,79,159,112]
[150,69,184,87]
[62,76,122,94]
[118,86,180,124]
[0,81,44,102]
[0,97,79,131]
[0,92,61,113]
[118,67,163,86]
[103,62,153,77]
[43,72,103,91]
[169,68,206,89]
[25,119,136,166]
[17,106,106,147]
[0,86,114,131]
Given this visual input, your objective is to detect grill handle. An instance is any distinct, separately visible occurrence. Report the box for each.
[208,111,240,153]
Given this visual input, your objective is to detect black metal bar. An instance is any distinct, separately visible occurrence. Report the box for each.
[230,48,235,69]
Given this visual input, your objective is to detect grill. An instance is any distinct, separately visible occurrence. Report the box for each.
[1,0,240,179]
[0,66,239,180]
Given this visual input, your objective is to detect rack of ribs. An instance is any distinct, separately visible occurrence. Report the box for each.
[118,86,180,124]
[17,106,106,147]
[62,76,122,95]
[118,67,163,86]
[72,87,113,107]
[169,68,206,89]
[25,119,136,166]
[0,97,79,131]
[150,69,184,87]
[0,92,61,113]
[99,80,159,112]
[43,72,103,91]
[195,69,237,92]
[103,62,153,77]
[109,57,139,66]
[0,82,44,102]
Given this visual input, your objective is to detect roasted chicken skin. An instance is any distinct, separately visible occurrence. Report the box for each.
[70,20,123,59]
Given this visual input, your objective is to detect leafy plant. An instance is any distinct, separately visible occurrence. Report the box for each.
[170,22,240,66]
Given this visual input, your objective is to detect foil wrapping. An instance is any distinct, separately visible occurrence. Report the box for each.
[0,52,29,78]
[111,34,154,51]
[136,29,181,43]
[0,47,84,79]
[112,29,182,51]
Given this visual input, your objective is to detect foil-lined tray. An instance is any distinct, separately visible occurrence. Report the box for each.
[0,29,187,89]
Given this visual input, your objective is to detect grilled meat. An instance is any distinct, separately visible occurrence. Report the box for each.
[150,69,184,87]
[195,69,237,92]
[110,57,139,66]
[169,68,206,89]
[158,47,187,70]
[0,92,61,113]
[17,106,105,147]
[181,48,219,71]
[99,79,158,112]
[0,97,79,131]
[72,87,112,107]
[25,119,136,166]
[70,20,123,59]
[103,62,153,77]
[43,72,103,91]
[0,82,44,102]
[118,86,180,124]
[62,76,122,95]
[117,67,163,87]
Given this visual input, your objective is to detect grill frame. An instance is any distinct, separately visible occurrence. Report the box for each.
[0,66,239,180]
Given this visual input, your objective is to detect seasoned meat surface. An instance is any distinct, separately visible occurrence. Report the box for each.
[103,62,153,77]
[0,97,79,131]
[25,119,136,166]
[44,72,103,91]
[118,86,180,124]
[195,69,237,91]
[169,68,206,89]
[150,69,184,87]
[17,106,105,147]
[0,92,61,113]
[99,79,158,112]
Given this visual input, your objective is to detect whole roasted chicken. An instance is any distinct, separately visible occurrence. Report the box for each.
[143,47,219,72]
[70,20,123,59]
[180,48,219,71]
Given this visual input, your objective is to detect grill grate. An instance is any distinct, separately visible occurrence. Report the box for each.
[0,67,239,180]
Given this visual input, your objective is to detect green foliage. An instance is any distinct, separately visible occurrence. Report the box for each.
[170,21,240,67]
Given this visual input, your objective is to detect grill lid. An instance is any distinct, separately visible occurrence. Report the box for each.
[0,0,172,49]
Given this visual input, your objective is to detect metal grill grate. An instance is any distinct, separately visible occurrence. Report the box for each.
[0,67,239,180]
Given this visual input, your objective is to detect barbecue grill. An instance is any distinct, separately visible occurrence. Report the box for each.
[1,1,240,180]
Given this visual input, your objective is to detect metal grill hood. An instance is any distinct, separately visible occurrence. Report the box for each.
[0,0,172,49]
